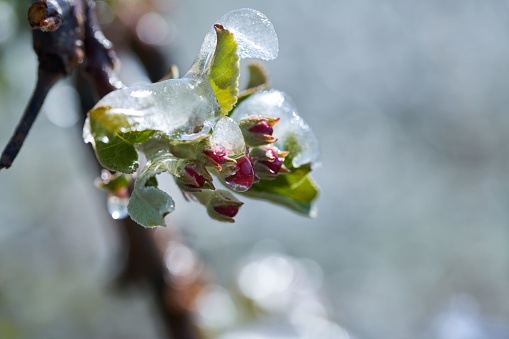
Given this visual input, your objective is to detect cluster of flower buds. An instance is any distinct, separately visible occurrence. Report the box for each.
[85,9,320,226]
[164,113,292,221]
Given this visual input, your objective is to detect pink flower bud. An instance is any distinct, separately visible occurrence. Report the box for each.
[251,147,290,179]
[224,155,255,192]
[213,205,240,218]
[197,190,244,223]
[203,147,230,169]
[175,161,214,192]
[239,116,280,147]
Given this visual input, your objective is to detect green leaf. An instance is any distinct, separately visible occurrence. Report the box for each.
[88,106,155,173]
[236,62,271,106]
[127,153,176,227]
[245,62,270,90]
[243,163,319,216]
[208,24,240,115]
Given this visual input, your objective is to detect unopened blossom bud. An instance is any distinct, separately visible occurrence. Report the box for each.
[174,160,214,192]
[202,146,231,169]
[223,155,255,192]
[251,147,290,179]
[239,116,280,146]
[169,135,234,170]
[206,190,244,223]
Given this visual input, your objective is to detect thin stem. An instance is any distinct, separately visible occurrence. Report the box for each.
[0,69,62,169]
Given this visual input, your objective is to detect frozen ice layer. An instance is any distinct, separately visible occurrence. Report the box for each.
[87,78,220,140]
[231,90,321,168]
[218,8,279,60]
[211,117,246,158]
[186,8,279,77]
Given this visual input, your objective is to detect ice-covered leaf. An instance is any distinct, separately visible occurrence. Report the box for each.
[85,77,220,141]
[127,152,177,227]
[231,90,320,168]
[243,163,319,216]
[186,8,278,78]
[209,25,240,115]
[85,106,155,173]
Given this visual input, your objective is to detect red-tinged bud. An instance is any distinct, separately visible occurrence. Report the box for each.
[223,155,255,192]
[206,190,244,223]
[249,120,273,135]
[251,147,290,179]
[213,205,240,218]
[203,147,230,169]
[184,167,206,188]
[174,161,214,192]
[239,116,280,147]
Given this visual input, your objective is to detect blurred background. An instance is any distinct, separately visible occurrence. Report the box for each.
[2,0,509,338]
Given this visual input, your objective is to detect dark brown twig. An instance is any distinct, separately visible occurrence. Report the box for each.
[0,69,62,168]
[1,0,85,169]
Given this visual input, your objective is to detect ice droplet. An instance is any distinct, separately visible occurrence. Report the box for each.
[231,90,321,168]
[107,194,129,220]
[218,8,278,60]
[211,117,246,158]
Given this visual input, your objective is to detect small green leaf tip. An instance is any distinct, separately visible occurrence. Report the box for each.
[208,24,240,115]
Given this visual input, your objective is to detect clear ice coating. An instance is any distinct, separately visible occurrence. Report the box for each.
[211,117,246,157]
[107,194,129,220]
[85,77,220,141]
[231,90,321,168]
[186,8,279,77]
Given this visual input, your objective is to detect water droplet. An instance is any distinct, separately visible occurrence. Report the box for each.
[107,194,129,220]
